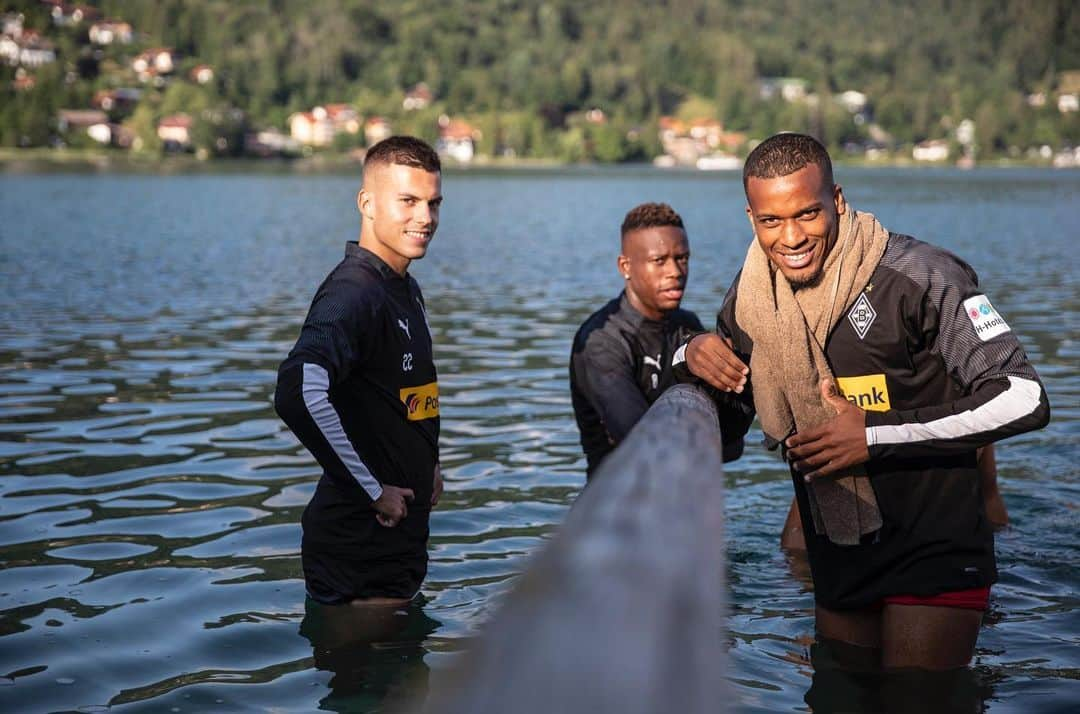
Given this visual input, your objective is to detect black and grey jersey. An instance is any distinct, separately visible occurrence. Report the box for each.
[677,233,1050,609]
[275,243,439,549]
[570,293,750,477]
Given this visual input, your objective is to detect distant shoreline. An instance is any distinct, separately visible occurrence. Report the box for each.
[0,147,1068,173]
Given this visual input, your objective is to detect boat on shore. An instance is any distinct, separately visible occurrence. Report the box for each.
[695,153,741,171]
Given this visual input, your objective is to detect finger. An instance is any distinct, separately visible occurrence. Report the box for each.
[694,356,747,392]
[803,458,843,481]
[376,513,395,527]
[786,435,831,462]
[688,337,747,389]
[820,379,848,413]
[786,428,822,449]
[701,341,749,377]
[431,483,442,506]
[401,488,415,503]
[792,449,833,473]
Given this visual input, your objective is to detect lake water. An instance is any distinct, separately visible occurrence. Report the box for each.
[0,164,1077,713]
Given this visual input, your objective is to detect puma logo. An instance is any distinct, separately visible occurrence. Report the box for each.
[397,318,411,340]
[643,354,662,371]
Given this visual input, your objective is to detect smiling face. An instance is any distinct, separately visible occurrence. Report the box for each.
[618,225,690,320]
[745,163,846,288]
[357,163,442,275]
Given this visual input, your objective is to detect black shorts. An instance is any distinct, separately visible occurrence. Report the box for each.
[302,508,430,604]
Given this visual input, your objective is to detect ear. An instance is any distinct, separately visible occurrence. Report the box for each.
[617,253,630,279]
[357,188,374,222]
[745,204,760,239]
[833,184,846,216]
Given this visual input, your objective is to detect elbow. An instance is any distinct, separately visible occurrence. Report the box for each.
[1012,382,1050,436]
[1032,388,1051,431]
[273,364,304,427]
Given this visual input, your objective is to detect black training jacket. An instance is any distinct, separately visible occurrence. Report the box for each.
[570,292,750,477]
[676,234,1050,609]
[275,243,439,549]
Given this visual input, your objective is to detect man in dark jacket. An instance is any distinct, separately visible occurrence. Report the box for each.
[275,136,444,606]
[570,202,748,479]
[676,133,1049,669]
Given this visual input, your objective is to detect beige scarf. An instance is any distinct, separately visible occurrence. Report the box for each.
[735,207,888,545]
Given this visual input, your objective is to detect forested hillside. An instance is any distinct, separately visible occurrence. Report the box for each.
[2,0,1077,161]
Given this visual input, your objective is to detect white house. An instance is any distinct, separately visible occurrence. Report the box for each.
[289,109,334,146]
[437,118,478,163]
[89,21,132,45]
[912,139,949,162]
[158,114,193,149]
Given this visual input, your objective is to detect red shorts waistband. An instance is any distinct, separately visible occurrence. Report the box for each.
[881,586,990,611]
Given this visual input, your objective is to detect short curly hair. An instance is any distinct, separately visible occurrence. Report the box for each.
[364,135,441,174]
[620,202,685,238]
[743,132,832,190]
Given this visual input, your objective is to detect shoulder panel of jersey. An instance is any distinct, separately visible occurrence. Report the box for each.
[877,233,1037,388]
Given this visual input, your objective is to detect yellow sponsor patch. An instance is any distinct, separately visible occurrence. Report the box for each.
[835,374,891,412]
[400,381,439,421]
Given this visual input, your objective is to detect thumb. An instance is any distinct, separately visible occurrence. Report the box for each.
[401,488,415,503]
[820,378,847,411]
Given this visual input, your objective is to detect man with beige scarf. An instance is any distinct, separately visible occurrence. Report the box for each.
[674,133,1049,670]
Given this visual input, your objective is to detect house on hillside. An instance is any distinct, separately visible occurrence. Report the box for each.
[288,108,335,146]
[12,69,34,91]
[190,64,214,85]
[89,20,132,45]
[837,90,868,114]
[656,116,744,166]
[2,12,23,38]
[403,82,433,111]
[158,114,193,151]
[49,3,98,27]
[324,104,360,135]
[364,117,392,146]
[0,31,56,67]
[437,117,479,163]
[759,77,809,103]
[133,48,176,80]
[912,139,949,162]
[92,87,141,114]
[57,109,107,133]
[688,118,723,148]
[245,129,301,157]
[585,107,607,124]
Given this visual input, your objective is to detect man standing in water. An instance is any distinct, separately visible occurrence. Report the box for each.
[677,133,1049,669]
[570,202,749,479]
[276,136,443,605]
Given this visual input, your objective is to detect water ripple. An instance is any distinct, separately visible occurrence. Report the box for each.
[0,168,1076,713]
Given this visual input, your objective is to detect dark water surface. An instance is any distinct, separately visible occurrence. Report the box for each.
[0,166,1077,713]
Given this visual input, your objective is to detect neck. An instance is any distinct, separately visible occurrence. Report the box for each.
[358,231,408,276]
[624,291,665,321]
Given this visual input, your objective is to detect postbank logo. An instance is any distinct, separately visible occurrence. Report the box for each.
[962,295,1010,342]
[835,374,891,412]
[400,381,439,421]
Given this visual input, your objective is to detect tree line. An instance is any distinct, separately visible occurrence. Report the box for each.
[1,0,1077,160]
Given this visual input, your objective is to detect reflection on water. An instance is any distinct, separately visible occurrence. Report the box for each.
[0,167,1077,713]
[300,598,440,712]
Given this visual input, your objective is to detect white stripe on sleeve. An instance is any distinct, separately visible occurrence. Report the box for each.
[672,343,688,367]
[866,376,1043,447]
[301,363,383,501]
